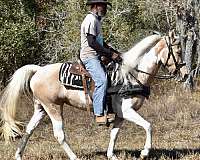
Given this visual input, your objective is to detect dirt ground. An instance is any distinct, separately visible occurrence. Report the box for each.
[1,81,200,160]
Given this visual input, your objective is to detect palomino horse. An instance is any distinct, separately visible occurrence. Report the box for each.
[0,33,185,160]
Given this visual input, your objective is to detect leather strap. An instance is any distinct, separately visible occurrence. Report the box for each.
[80,65,91,115]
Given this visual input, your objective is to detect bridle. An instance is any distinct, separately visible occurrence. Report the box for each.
[163,36,180,72]
[129,36,185,82]
[163,36,186,73]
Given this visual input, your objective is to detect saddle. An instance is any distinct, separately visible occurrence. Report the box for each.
[59,62,93,89]
[69,62,91,78]
[59,62,95,114]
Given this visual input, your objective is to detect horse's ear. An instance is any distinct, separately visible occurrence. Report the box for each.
[169,29,181,45]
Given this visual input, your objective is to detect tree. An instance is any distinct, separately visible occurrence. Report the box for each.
[0,0,37,87]
[176,0,200,89]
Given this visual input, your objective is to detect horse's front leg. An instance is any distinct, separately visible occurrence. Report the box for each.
[107,115,124,160]
[121,98,152,159]
[140,126,152,159]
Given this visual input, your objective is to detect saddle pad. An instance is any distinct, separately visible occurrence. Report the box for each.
[59,63,91,89]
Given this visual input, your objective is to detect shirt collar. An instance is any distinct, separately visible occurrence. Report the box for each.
[89,11,102,21]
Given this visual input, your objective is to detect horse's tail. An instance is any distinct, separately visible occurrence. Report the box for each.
[0,64,41,142]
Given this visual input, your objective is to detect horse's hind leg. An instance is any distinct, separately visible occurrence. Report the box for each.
[15,99,46,160]
[107,115,124,160]
[121,98,152,159]
[42,102,79,160]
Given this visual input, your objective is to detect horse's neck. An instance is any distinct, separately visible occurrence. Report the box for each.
[136,37,169,85]
[137,45,161,85]
[122,34,161,72]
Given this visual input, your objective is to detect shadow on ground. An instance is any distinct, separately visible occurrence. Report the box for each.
[83,148,200,159]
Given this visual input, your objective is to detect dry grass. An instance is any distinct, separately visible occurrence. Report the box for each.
[1,80,200,159]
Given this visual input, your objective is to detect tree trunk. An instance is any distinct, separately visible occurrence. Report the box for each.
[176,0,199,89]
[176,6,187,60]
[35,0,47,30]
[185,30,195,72]
[35,0,48,64]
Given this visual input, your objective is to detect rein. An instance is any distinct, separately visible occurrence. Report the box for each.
[134,68,176,79]
[126,68,175,94]
[128,70,144,87]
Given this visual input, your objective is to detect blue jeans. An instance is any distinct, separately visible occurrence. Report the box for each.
[82,57,107,116]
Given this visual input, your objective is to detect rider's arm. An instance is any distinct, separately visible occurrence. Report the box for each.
[103,41,122,55]
[86,33,112,58]
[103,41,123,64]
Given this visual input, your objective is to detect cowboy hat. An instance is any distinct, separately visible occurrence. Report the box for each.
[86,0,112,7]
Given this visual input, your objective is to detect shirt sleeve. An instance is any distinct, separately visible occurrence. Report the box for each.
[84,15,97,36]
[86,34,112,58]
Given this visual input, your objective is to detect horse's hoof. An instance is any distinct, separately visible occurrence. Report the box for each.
[140,149,149,160]
[15,151,22,160]
[15,156,22,160]
[108,154,119,160]
[140,155,147,160]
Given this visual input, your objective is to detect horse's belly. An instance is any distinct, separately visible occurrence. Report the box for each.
[64,89,92,109]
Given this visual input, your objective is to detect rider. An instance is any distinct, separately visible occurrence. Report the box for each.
[80,0,122,124]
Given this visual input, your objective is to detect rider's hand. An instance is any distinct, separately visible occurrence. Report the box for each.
[111,52,122,64]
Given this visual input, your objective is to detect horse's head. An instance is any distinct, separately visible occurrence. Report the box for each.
[158,31,186,76]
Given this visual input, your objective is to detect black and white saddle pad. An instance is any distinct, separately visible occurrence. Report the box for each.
[59,63,91,89]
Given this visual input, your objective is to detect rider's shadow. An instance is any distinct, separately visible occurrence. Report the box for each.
[93,148,200,159]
